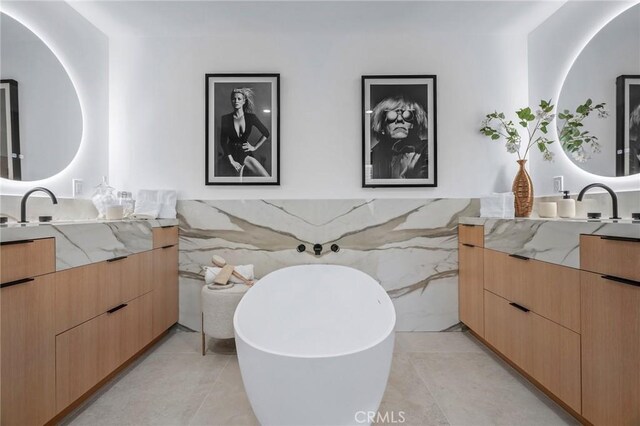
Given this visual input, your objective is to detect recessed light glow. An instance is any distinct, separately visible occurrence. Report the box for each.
[365,110,373,114]
[263,109,271,113]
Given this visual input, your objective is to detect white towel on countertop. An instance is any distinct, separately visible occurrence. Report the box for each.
[480,192,515,218]
[203,265,254,285]
[158,190,177,219]
[133,189,177,219]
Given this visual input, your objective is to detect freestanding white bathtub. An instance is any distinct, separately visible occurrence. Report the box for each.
[233,264,396,426]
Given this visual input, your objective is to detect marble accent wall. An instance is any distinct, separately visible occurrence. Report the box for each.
[177,198,479,332]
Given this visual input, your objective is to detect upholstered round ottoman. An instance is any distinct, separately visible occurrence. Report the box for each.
[201,283,249,355]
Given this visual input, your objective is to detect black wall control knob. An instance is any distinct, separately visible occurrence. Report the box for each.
[331,244,340,253]
[297,244,306,253]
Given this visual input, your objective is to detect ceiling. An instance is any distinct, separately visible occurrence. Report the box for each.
[66,1,569,37]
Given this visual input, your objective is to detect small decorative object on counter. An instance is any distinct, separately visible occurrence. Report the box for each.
[105,205,124,220]
[558,191,576,218]
[538,202,557,218]
[117,191,135,218]
[480,100,555,217]
[91,176,116,219]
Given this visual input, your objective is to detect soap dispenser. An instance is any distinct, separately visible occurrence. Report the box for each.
[558,191,576,218]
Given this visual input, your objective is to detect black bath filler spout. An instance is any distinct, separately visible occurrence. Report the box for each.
[313,244,323,256]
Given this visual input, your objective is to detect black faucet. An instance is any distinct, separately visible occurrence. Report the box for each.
[313,244,323,256]
[20,187,58,223]
[577,183,620,219]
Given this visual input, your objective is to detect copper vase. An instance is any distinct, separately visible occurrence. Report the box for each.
[513,159,533,217]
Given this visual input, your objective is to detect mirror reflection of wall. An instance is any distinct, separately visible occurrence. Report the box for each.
[0,12,82,181]
[558,3,640,177]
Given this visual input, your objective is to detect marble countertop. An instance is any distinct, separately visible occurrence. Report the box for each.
[459,216,639,269]
[0,218,179,271]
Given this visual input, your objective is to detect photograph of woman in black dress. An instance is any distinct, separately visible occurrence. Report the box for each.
[220,88,270,177]
[206,74,280,185]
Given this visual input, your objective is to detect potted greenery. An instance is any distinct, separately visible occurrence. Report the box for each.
[480,99,606,217]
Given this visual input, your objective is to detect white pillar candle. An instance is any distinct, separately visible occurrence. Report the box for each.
[538,202,557,218]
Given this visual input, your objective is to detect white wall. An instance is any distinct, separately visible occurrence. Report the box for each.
[0,1,108,197]
[108,3,528,199]
[0,13,83,181]
[529,1,640,196]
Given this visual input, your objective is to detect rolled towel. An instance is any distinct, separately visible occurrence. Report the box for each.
[203,265,254,285]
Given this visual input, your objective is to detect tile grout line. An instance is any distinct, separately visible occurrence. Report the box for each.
[187,355,232,425]
[406,354,454,426]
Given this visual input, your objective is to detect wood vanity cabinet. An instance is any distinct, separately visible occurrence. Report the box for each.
[0,238,57,426]
[1,226,179,425]
[460,228,640,424]
[152,227,179,338]
[580,235,640,426]
[458,225,484,336]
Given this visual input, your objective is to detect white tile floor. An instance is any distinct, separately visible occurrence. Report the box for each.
[61,328,579,426]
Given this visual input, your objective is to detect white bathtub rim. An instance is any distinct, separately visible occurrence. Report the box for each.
[233,264,396,359]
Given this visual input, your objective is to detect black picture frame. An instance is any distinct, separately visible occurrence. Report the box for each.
[615,75,640,177]
[362,75,437,188]
[205,73,280,185]
[0,79,22,180]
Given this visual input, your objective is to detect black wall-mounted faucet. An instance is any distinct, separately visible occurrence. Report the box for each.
[313,243,323,256]
[577,183,620,219]
[20,187,58,223]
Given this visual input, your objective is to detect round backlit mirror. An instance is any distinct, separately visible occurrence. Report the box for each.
[0,12,82,181]
[558,4,640,177]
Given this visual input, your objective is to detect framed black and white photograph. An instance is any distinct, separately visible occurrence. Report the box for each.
[1,79,21,180]
[362,75,437,187]
[616,75,640,176]
[205,73,279,185]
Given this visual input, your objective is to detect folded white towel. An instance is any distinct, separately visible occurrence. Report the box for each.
[157,190,177,219]
[132,199,160,219]
[133,189,177,219]
[203,265,254,285]
[480,192,515,219]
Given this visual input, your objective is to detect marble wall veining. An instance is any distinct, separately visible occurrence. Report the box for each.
[177,198,480,332]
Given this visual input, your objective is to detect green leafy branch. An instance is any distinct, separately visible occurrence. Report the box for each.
[480,99,555,162]
[557,99,608,163]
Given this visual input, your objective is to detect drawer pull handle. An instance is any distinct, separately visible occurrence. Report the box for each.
[161,244,175,249]
[107,303,128,314]
[161,225,174,229]
[0,239,35,246]
[107,256,128,263]
[1,277,34,289]
[509,302,530,313]
[600,235,640,243]
[602,275,640,288]
[462,243,475,248]
[461,224,476,227]
[508,254,530,261]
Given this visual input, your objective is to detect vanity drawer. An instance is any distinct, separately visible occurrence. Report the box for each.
[484,290,581,413]
[484,249,580,333]
[152,226,178,249]
[581,234,640,282]
[0,237,55,284]
[458,224,484,247]
[56,292,152,412]
[56,251,153,334]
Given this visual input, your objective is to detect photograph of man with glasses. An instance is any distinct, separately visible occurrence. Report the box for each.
[362,76,437,187]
